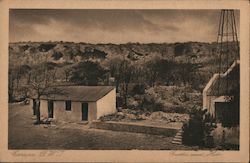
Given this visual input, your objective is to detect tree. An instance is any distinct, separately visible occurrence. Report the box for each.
[70,61,107,85]
[8,65,32,102]
[177,62,198,86]
[144,60,159,87]
[144,59,200,86]
[107,58,124,92]
[120,60,134,107]
[144,59,175,86]
[38,43,56,52]
[174,43,192,56]
[28,69,64,124]
[52,52,63,60]
[28,63,64,124]
[132,65,144,84]
[8,68,15,102]
[64,68,71,82]
[107,58,135,106]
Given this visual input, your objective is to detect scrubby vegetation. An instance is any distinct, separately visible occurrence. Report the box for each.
[100,109,189,123]
[9,41,236,114]
[69,61,108,85]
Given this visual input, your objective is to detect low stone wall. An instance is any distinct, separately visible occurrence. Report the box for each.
[90,121,179,137]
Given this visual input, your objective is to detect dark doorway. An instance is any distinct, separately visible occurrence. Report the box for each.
[48,100,54,118]
[215,102,239,127]
[82,103,88,121]
[32,99,36,115]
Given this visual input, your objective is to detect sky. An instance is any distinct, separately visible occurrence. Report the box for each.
[9,9,240,43]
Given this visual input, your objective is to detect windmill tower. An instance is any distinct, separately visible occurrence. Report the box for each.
[203,9,240,120]
[216,9,239,95]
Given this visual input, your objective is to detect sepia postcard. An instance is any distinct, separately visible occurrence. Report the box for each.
[0,0,249,162]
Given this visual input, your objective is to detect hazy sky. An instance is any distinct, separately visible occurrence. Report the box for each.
[9,9,240,43]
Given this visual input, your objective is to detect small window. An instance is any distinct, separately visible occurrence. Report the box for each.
[65,100,71,111]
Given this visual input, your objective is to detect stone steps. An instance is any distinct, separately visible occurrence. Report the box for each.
[172,129,183,145]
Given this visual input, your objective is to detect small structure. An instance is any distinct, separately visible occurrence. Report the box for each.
[203,60,239,147]
[203,60,239,119]
[30,86,116,122]
[202,9,239,148]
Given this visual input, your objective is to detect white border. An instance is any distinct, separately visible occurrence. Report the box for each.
[0,0,249,162]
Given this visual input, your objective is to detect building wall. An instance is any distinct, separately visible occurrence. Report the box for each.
[27,98,35,115]
[54,101,80,121]
[31,89,116,122]
[96,88,116,119]
[40,99,48,119]
[203,74,219,117]
[203,95,217,117]
[39,99,97,122]
[88,102,97,121]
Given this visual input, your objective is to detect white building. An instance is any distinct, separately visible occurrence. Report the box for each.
[203,60,239,118]
[30,86,116,122]
[203,60,239,146]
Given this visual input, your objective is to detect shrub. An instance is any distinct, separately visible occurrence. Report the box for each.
[52,52,63,60]
[69,61,107,85]
[182,108,216,147]
[140,96,165,112]
[132,84,145,95]
[174,43,191,56]
[38,43,56,52]
[170,106,186,114]
[116,96,123,107]
[182,108,206,146]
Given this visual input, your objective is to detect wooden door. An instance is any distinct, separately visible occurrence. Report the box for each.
[82,103,88,121]
[32,99,36,115]
[48,100,54,118]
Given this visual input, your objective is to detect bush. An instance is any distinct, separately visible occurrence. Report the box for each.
[152,102,165,112]
[38,43,56,52]
[141,96,165,112]
[169,106,186,114]
[69,61,108,85]
[116,96,123,107]
[132,84,145,95]
[182,108,216,147]
[182,108,206,146]
[52,52,63,60]
[174,43,191,56]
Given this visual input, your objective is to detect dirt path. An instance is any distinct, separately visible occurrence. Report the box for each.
[8,104,196,150]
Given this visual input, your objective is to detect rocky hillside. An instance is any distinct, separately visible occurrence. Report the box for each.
[9,41,237,112]
[9,41,217,65]
[9,41,237,83]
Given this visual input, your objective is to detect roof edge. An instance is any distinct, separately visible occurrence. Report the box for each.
[95,87,116,101]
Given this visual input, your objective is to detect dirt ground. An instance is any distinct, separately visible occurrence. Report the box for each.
[8,104,197,150]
